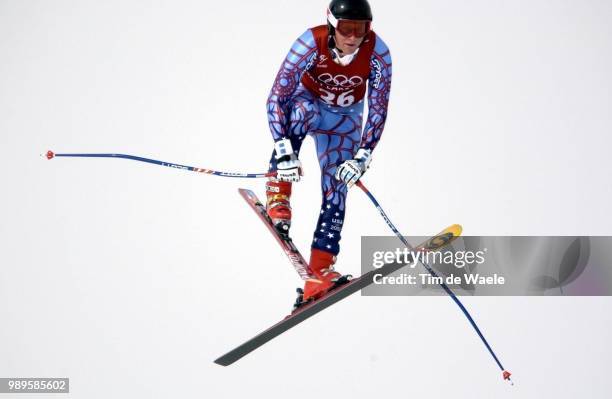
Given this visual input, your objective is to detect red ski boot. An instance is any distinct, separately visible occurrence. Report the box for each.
[295,249,352,308]
[266,180,292,236]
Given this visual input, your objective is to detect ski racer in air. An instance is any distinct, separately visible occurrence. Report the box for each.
[265,0,392,305]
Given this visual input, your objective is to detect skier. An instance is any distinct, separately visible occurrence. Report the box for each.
[265,0,392,305]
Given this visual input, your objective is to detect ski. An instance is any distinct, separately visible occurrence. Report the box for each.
[214,223,462,366]
[239,188,312,280]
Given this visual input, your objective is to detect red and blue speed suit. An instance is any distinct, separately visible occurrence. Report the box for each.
[267,25,392,256]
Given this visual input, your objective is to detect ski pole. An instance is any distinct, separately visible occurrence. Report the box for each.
[355,180,512,384]
[45,150,275,179]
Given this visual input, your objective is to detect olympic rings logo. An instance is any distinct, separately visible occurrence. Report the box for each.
[317,73,364,88]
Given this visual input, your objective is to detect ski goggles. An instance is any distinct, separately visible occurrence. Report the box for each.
[335,19,371,38]
[327,9,372,38]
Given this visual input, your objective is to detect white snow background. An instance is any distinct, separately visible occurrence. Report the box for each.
[1,0,611,398]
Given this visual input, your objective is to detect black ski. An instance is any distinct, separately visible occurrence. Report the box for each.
[214,224,461,366]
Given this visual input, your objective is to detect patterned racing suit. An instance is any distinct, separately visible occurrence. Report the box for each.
[267,25,392,255]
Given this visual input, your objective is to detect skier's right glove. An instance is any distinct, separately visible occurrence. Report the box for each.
[274,138,302,182]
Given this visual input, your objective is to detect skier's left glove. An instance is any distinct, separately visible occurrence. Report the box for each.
[335,148,372,187]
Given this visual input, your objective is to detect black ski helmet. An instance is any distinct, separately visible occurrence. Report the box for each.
[327,0,373,50]
[328,0,373,22]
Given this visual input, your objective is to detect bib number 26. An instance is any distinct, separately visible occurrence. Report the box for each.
[320,89,355,107]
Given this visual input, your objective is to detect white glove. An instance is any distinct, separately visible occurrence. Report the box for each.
[274,139,302,182]
[335,148,372,187]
